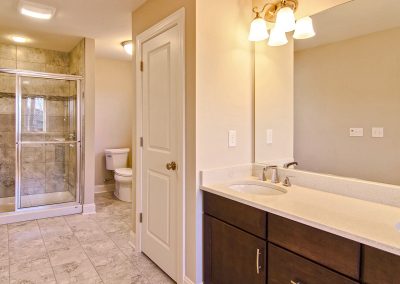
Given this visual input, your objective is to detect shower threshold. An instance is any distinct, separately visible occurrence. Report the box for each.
[0,192,81,224]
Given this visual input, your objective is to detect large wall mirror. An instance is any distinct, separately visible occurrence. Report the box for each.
[255,0,400,186]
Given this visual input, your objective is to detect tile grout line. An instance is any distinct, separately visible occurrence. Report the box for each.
[6,224,10,284]
[62,216,105,283]
[36,219,58,283]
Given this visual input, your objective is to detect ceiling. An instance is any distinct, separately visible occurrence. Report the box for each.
[295,0,400,51]
[0,0,145,60]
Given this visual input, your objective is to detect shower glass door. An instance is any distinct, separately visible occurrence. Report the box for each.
[17,76,81,209]
[0,73,16,213]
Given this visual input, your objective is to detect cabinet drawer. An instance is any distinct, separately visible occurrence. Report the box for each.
[204,215,267,284]
[362,246,400,283]
[268,214,361,279]
[268,244,358,284]
[204,192,267,239]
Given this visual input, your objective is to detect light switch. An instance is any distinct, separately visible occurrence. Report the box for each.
[228,130,237,148]
[372,127,384,138]
[350,128,363,137]
[266,129,273,144]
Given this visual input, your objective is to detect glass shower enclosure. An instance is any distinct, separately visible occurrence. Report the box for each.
[0,68,83,221]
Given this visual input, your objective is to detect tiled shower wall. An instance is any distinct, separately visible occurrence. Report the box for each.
[0,40,84,198]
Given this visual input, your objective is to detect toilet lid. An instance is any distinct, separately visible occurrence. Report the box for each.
[115,168,132,177]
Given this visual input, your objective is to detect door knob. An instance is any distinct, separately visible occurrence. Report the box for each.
[166,161,177,171]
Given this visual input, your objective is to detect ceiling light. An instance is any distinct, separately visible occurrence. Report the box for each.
[248,12,269,42]
[121,40,133,55]
[293,16,315,39]
[276,7,296,32]
[268,27,288,47]
[18,0,56,20]
[248,0,316,46]
[12,36,27,43]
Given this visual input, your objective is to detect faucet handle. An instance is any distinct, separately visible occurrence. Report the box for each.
[283,176,294,187]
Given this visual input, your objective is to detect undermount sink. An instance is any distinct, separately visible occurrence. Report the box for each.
[228,181,287,196]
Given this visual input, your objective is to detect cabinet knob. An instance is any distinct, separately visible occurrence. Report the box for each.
[290,281,301,284]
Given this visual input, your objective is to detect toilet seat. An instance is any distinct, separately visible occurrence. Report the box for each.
[115,168,132,177]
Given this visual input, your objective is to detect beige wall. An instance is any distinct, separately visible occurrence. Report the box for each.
[294,28,400,185]
[196,0,253,282]
[83,38,96,207]
[254,39,294,165]
[94,58,133,187]
[132,0,197,281]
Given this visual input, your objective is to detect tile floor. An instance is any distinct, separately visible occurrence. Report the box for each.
[0,192,174,284]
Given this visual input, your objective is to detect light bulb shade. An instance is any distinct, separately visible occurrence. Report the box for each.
[248,18,269,41]
[121,40,133,55]
[293,16,316,39]
[275,7,296,32]
[268,27,288,46]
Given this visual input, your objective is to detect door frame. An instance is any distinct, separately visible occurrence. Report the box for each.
[135,8,186,283]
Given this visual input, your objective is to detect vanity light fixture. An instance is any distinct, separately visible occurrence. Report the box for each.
[12,36,27,43]
[249,0,316,46]
[121,40,133,55]
[18,0,56,20]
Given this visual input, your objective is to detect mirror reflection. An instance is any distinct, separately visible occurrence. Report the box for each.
[255,0,400,185]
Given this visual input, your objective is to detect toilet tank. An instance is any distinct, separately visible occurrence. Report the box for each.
[105,148,130,170]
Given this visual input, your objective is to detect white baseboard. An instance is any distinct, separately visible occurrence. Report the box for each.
[128,230,136,249]
[184,276,198,284]
[82,203,96,215]
[95,184,115,193]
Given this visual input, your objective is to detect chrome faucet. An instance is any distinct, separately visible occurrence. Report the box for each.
[263,166,280,184]
[283,161,298,169]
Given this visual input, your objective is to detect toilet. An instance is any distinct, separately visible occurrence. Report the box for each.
[105,148,132,202]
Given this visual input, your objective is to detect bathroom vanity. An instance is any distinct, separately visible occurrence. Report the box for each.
[203,191,400,284]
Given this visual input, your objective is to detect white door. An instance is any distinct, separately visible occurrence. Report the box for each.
[140,23,183,281]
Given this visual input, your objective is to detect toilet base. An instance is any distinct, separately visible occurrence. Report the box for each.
[114,182,132,202]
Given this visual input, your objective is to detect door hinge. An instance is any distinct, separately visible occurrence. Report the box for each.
[139,213,143,223]
[140,61,144,72]
[140,137,143,147]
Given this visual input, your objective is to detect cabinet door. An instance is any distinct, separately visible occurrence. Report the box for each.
[363,246,400,284]
[204,215,267,284]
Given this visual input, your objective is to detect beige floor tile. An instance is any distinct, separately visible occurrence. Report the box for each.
[95,257,141,284]
[52,258,102,284]
[0,239,8,262]
[73,228,110,245]
[10,256,55,284]
[8,221,42,243]
[96,217,131,234]
[38,217,73,239]
[47,245,88,267]
[0,259,9,284]
[8,238,47,263]
[82,239,127,267]
[43,233,81,251]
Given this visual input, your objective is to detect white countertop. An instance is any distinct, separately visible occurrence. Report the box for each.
[201,178,400,256]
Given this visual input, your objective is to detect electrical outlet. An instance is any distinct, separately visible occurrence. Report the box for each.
[228,130,237,147]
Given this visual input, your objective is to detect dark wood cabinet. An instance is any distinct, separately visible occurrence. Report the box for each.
[362,246,400,284]
[268,214,361,280]
[204,191,267,239]
[268,244,358,284]
[204,214,267,284]
[203,192,400,284]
